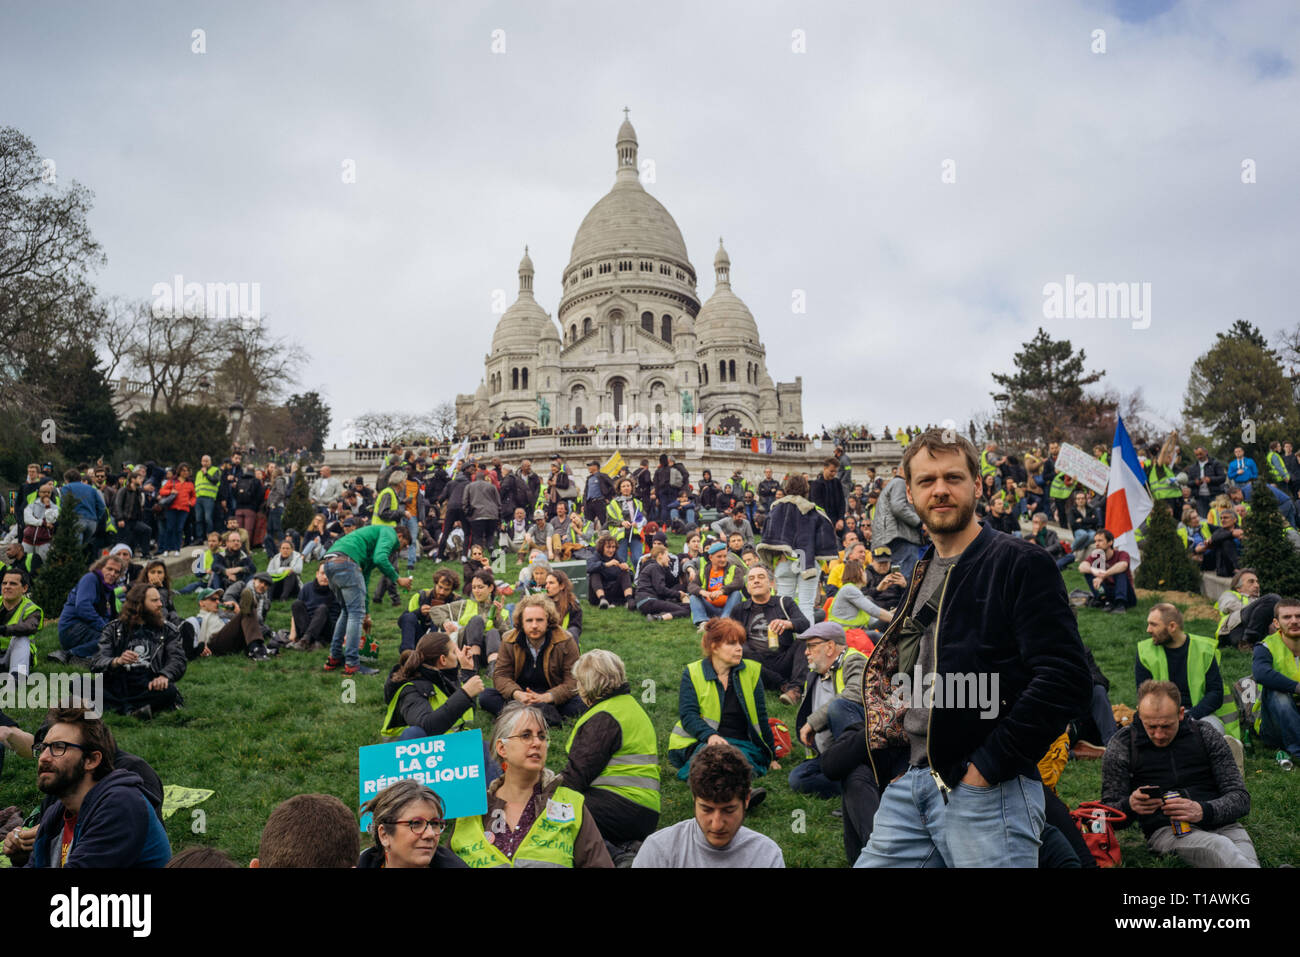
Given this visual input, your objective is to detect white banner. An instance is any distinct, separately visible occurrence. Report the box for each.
[710,435,737,452]
[1055,443,1109,495]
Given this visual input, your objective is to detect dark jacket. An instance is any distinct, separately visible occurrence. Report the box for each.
[672,658,775,764]
[730,594,810,643]
[91,619,188,686]
[212,548,255,582]
[860,523,1092,789]
[1185,457,1227,498]
[299,578,341,630]
[26,768,171,868]
[383,664,477,737]
[581,470,615,503]
[634,560,684,605]
[358,843,469,868]
[1101,715,1250,839]
[58,570,117,633]
[233,473,264,510]
[810,475,846,526]
[756,496,839,574]
[1067,504,1101,534]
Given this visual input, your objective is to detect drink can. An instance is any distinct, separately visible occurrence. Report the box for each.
[1165,791,1190,837]
[767,623,780,650]
[1277,750,1294,772]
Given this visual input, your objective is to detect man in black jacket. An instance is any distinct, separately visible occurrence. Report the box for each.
[1185,447,1227,519]
[730,564,811,702]
[855,430,1090,868]
[90,584,187,719]
[435,464,474,559]
[580,460,615,525]
[810,458,846,530]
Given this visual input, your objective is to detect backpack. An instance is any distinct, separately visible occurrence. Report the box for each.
[769,718,792,759]
[1069,802,1126,868]
[669,465,685,489]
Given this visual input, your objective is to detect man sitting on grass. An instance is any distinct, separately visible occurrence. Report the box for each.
[1077,529,1136,614]
[1252,597,1300,764]
[90,583,187,720]
[633,742,784,868]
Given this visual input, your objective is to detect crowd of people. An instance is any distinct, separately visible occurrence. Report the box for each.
[2,427,1297,869]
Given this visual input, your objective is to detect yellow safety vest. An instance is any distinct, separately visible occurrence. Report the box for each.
[450,786,586,868]
[667,659,767,760]
[372,487,399,528]
[194,466,222,499]
[565,694,660,812]
[1137,635,1241,740]
[1253,632,1300,734]
[0,596,43,653]
[379,680,473,737]
[1216,590,1250,639]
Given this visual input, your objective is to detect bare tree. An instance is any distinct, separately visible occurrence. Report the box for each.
[428,402,458,441]
[211,318,306,409]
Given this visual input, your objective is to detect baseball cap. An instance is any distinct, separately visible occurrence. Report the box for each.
[871,546,892,561]
[796,621,846,644]
[195,587,220,600]
[587,459,601,468]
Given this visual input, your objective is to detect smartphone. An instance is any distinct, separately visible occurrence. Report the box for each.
[890,564,902,575]
[1138,785,1164,800]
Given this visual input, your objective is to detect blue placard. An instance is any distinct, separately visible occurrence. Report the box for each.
[358,729,488,831]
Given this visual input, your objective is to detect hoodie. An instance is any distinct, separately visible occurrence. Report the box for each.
[26,768,171,868]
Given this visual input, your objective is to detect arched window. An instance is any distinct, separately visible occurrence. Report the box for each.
[701,364,707,385]
[511,368,519,390]
[719,360,726,382]
[641,311,654,333]
[573,407,583,428]
[521,368,529,390]
[583,316,593,336]
[569,323,577,341]
[654,403,663,423]
[729,360,736,382]
[612,380,625,421]
[661,315,672,342]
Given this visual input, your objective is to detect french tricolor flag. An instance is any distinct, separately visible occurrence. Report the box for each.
[1104,414,1152,572]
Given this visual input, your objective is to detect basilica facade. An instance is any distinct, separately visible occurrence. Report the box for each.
[455,114,804,437]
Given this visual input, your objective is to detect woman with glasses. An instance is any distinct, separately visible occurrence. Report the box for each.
[359,779,467,869]
[447,702,613,867]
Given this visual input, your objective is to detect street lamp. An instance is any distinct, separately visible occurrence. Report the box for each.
[228,400,245,448]
[993,394,1010,444]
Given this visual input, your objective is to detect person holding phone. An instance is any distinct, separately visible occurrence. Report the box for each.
[1101,680,1258,868]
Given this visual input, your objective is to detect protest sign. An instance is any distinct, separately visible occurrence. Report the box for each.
[358,729,487,830]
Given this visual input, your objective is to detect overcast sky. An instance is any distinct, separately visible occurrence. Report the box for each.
[3,0,1296,445]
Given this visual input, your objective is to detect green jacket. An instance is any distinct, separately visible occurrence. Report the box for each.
[325,525,402,612]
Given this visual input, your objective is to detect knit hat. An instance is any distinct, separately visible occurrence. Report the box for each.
[707,542,727,556]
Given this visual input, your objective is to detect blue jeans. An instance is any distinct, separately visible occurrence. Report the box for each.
[1088,572,1135,607]
[855,766,1045,868]
[325,560,368,667]
[194,496,217,540]
[264,506,284,556]
[58,619,103,659]
[827,698,864,739]
[163,508,187,552]
[1071,529,1092,554]
[403,516,419,569]
[772,558,821,622]
[669,506,696,527]
[1260,688,1300,759]
[616,536,643,568]
[689,591,741,625]
[76,517,98,549]
[789,757,840,797]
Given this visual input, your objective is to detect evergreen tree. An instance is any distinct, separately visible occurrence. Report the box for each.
[1134,500,1203,594]
[125,404,231,466]
[32,511,91,617]
[282,458,314,538]
[990,328,1111,447]
[1183,324,1297,459]
[1241,478,1300,597]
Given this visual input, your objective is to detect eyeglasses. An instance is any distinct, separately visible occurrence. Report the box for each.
[34,741,90,758]
[505,730,549,743]
[391,818,448,835]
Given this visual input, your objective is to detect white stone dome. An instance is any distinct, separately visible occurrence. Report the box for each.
[567,116,692,271]
[695,240,759,345]
[492,246,560,353]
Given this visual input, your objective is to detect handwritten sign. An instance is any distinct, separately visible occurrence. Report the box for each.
[358,729,487,831]
[1055,443,1110,495]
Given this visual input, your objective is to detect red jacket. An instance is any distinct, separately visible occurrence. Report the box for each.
[162,479,196,511]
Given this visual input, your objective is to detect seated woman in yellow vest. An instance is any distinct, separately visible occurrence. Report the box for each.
[427,569,509,672]
[543,569,583,646]
[560,649,661,854]
[447,703,614,868]
[827,560,894,638]
[669,618,779,798]
[359,779,468,869]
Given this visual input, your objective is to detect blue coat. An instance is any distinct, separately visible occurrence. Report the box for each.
[1226,456,1258,486]
[27,768,171,868]
[755,496,839,574]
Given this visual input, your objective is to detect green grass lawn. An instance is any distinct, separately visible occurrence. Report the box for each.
[2,541,1297,867]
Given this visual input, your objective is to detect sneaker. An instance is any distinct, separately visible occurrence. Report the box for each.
[1106,603,1128,615]
[746,788,767,812]
[323,656,344,671]
[129,704,153,721]
[247,642,269,661]
[46,649,70,664]
[1226,735,1245,776]
[779,687,802,707]
[343,664,378,676]
[830,807,844,819]
[599,598,611,610]
[1084,597,1107,609]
